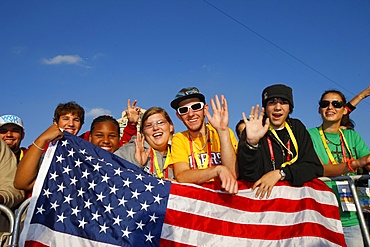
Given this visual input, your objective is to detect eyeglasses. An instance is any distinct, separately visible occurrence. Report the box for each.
[177,102,205,115]
[143,120,168,130]
[266,98,289,106]
[319,100,344,109]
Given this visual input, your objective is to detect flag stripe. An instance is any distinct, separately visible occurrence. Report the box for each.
[160,224,343,247]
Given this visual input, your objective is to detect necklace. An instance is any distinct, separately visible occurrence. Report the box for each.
[189,128,209,151]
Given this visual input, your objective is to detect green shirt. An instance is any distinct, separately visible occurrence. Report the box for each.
[308,127,370,227]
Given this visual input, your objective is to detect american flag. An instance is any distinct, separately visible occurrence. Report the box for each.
[20,132,346,247]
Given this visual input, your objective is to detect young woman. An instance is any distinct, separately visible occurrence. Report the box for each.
[88,115,120,153]
[114,107,175,180]
[308,90,370,247]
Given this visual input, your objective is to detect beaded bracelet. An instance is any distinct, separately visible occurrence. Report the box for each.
[347,158,355,172]
[32,141,44,151]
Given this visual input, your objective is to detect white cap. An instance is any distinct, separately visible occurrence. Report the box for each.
[0,115,24,130]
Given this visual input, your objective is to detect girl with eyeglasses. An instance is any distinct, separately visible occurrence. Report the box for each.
[308,89,370,247]
[114,106,175,180]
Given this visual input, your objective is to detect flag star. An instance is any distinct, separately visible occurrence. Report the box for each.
[113,215,122,226]
[62,165,72,174]
[109,185,118,195]
[57,182,66,192]
[157,179,165,185]
[136,220,145,230]
[118,196,128,206]
[50,201,60,211]
[49,171,59,181]
[79,149,87,155]
[88,180,97,190]
[74,158,82,167]
[84,199,92,209]
[131,189,141,199]
[36,205,45,214]
[57,213,67,223]
[67,148,75,157]
[43,188,52,198]
[96,192,106,202]
[93,162,102,171]
[145,232,154,243]
[123,178,132,187]
[85,155,94,162]
[144,182,154,192]
[136,173,144,180]
[91,211,101,221]
[77,187,85,197]
[61,139,69,147]
[121,226,132,238]
[56,154,65,163]
[153,194,163,204]
[70,176,78,186]
[149,213,158,223]
[81,169,90,179]
[64,194,73,204]
[114,167,123,176]
[104,203,114,213]
[71,206,81,216]
[78,218,87,229]
[101,173,110,183]
[140,201,150,211]
[126,208,136,218]
[99,223,109,233]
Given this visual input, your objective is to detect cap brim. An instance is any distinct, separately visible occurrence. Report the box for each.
[0,122,24,130]
[171,93,205,109]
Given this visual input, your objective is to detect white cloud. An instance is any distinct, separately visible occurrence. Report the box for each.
[42,55,83,65]
[86,108,112,118]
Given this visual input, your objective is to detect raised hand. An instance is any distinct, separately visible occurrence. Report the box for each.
[134,133,150,165]
[205,94,229,132]
[126,99,141,125]
[241,104,269,146]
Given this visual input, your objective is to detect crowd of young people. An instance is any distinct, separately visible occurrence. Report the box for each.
[1,85,370,246]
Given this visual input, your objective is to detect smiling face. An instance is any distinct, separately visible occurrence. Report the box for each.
[265,97,290,129]
[319,92,347,125]
[176,98,207,133]
[55,113,82,135]
[142,113,174,153]
[89,121,119,153]
[0,123,24,152]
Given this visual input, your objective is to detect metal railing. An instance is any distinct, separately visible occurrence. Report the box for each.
[9,197,31,247]
[319,175,370,247]
[0,203,15,246]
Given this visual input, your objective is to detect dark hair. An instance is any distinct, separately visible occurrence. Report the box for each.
[53,101,85,125]
[319,89,347,104]
[235,119,245,138]
[140,107,174,133]
[90,115,120,135]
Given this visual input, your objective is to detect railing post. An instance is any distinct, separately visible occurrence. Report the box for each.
[0,204,15,247]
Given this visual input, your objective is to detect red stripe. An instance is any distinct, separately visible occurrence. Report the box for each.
[160,238,196,247]
[164,209,345,245]
[25,240,49,247]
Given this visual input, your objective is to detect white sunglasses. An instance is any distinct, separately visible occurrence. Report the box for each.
[177,102,205,115]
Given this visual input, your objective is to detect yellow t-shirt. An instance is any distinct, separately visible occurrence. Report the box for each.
[170,124,238,169]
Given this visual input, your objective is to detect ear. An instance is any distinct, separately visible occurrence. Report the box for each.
[169,123,175,134]
[318,107,322,115]
[343,106,348,115]
[88,133,92,142]
[176,112,182,121]
[21,131,25,141]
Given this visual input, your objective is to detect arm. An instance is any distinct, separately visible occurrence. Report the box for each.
[323,154,370,176]
[14,124,64,191]
[204,95,237,177]
[0,139,25,208]
[347,86,370,111]
[119,99,140,146]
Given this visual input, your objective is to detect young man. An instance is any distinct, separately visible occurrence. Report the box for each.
[170,87,238,194]
[14,101,85,192]
[0,114,27,163]
[238,84,323,199]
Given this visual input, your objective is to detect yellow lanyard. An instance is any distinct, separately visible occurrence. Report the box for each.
[269,122,299,168]
[151,147,171,178]
[318,126,353,164]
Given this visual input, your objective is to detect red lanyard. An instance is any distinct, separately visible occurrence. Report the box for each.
[188,130,212,169]
[338,132,349,162]
[267,136,291,170]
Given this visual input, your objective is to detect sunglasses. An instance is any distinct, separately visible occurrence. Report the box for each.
[177,102,204,115]
[319,100,344,109]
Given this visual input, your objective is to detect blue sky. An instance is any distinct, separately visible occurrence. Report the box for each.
[1,1,370,147]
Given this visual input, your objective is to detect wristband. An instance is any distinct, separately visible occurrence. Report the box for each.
[245,141,259,150]
[32,141,44,151]
[347,158,355,172]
